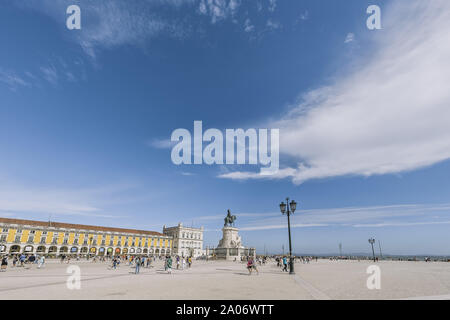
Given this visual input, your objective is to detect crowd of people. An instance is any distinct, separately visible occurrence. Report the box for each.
[0,254,47,271]
[246,257,259,275]
[1,252,320,275]
[0,252,198,274]
[163,255,194,274]
[106,254,195,274]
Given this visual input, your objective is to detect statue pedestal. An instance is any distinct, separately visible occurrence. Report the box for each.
[215,226,254,261]
[218,227,241,248]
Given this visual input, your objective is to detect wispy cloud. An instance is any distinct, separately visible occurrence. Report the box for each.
[240,223,327,231]
[198,0,240,24]
[244,18,254,32]
[299,10,309,21]
[218,167,295,180]
[14,0,293,58]
[76,1,170,58]
[268,0,277,13]
[147,138,176,149]
[40,65,58,85]
[220,0,450,184]
[266,18,281,30]
[193,212,278,222]
[344,32,355,43]
[0,182,134,220]
[195,203,450,231]
[16,0,197,59]
[0,69,30,91]
[353,221,450,228]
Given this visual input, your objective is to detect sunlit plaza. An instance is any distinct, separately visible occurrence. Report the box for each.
[1,258,449,300]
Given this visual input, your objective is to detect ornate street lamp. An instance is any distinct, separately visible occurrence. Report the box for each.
[280,198,297,274]
[368,238,376,262]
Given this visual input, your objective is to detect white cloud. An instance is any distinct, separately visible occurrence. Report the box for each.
[77,1,169,58]
[240,223,326,231]
[221,0,450,185]
[65,72,76,82]
[198,0,241,24]
[147,138,176,149]
[221,203,450,231]
[16,0,196,59]
[0,185,100,217]
[0,180,140,220]
[244,18,254,32]
[266,18,280,30]
[299,10,309,21]
[0,69,30,91]
[353,221,450,228]
[40,65,58,85]
[256,1,263,12]
[344,32,355,43]
[268,0,277,12]
[218,167,295,180]
[183,203,450,234]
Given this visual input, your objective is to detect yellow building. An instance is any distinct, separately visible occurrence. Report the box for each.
[0,217,173,257]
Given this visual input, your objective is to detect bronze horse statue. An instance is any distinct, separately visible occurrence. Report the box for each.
[224,209,237,227]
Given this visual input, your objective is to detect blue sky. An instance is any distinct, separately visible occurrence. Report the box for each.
[1,0,450,255]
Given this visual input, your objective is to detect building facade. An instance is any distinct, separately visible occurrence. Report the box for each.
[0,217,172,257]
[163,223,204,258]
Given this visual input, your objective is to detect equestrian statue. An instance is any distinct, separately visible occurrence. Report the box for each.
[224,209,237,227]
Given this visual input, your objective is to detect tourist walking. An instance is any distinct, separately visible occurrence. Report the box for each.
[188,256,192,268]
[252,258,259,275]
[135,256,141,274]
[167,256,173,274]
[247,258,253,275]
[28,254,36,266]
[38,255,45,269]
[19,254,26,267]
[282,256,288,272]
[182,257,186,270]
[176,256,180,269]
[1,256,7,272]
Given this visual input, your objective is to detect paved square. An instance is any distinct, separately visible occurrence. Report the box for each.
[0,259,449,299]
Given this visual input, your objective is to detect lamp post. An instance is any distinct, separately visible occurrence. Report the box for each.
[280,198,297,275]
[378,240,383,259]
[368,238,376,262]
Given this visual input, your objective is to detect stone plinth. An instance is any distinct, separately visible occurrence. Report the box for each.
[218,227,242,249]
[214,226,254,261]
